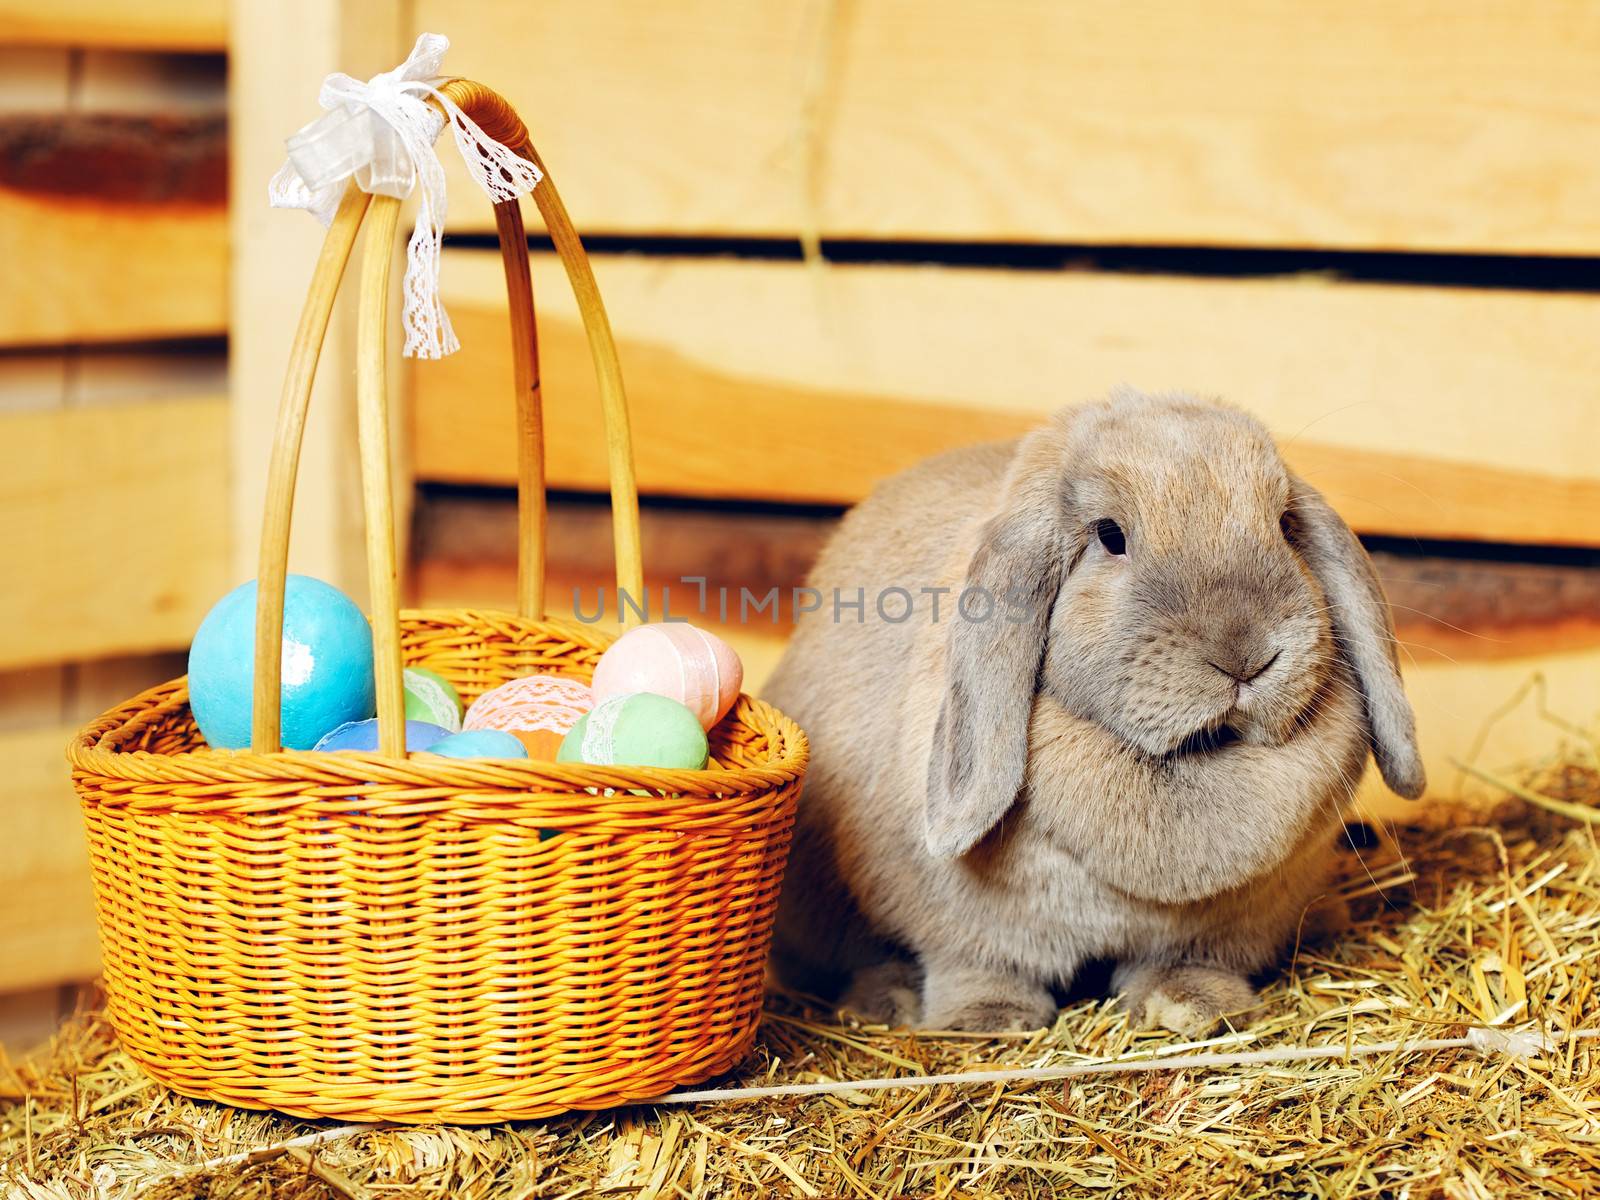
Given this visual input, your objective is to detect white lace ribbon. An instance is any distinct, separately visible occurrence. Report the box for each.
[267,32,542,358]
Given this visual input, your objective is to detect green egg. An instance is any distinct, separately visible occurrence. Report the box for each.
[557,692,709,770]
[403,666,463,732]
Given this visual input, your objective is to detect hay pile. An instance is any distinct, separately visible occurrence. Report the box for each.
[5,755,1599,1199]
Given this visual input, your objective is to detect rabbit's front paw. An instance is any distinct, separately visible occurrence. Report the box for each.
[921,960,1057,1032]
[1115,963,1257,1038]
[932,996,1057,1032]
[841,959,923,1026]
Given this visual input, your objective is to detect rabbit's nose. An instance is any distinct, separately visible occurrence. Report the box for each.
[1207,649,1280,686]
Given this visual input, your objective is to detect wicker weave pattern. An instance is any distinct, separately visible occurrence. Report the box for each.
[69,614,805,1122]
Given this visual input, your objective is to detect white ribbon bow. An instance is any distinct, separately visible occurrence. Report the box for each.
[268,32,542,358]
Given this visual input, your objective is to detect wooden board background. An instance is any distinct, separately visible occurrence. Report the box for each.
[0,45,228,345]
[0,653,185,995]
[0,1,225,50]
[0,28,233,997]
[0,725,101,992]
[414,252,1600,546]
[427,0,1600,252]
[0,192,226,345]
[0,398,231,669]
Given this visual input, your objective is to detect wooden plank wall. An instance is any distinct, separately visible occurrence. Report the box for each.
[3,390,231,668]
[415,253,1600,546]
[0,47,226,344]
[0,1,224,51]
[0,43,232,665]
[0,18,230,1006]
[424,0,1600,252]
[412,0,1600,550]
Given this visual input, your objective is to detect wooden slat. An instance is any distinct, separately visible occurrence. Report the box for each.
[0,986,76,1057]
[0,190,225,345]
[66,652,187,723]
[0,667,66,733]
[1,397,231,669]
[413,252,1600,547]
[0,44,226,346]
[0,726,100,991]
[427,0,1600,253]
[0,654,190,992]
[0,0,226,50]
[0,47,71,110]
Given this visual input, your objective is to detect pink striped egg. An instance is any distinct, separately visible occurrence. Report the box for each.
[591,623,743,731]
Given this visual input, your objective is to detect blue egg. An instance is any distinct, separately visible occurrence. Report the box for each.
[312,718,451,753]
[188,575,376,751]
[424,729,530,760]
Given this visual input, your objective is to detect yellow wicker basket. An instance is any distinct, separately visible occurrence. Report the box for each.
[66,80,807,1124]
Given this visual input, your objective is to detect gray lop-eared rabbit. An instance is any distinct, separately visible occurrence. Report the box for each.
[764,390,1424,1036]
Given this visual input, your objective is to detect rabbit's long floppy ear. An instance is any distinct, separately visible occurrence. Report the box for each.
[925,425,1071,858]
[1289,476,1425,799]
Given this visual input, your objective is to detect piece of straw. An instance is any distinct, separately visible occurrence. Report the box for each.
[1453,759,1600,825]
[655,1026,1600,1105]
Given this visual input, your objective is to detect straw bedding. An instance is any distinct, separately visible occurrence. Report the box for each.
[6,750,1599,1199]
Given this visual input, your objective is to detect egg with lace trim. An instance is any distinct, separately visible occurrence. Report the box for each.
[463,674,592,761]
[403,666,463,732]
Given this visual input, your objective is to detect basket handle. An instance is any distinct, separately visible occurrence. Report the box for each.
[250,79,645,756]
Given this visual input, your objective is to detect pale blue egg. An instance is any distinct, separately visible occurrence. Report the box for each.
[312,718,451,753]
[424,729,530,760]
[188,575,376,751]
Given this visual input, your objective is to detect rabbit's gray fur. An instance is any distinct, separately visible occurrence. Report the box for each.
[765,391,1422,1035]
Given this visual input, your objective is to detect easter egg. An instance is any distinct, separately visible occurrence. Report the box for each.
[403,666,463,732]
[557,692,709,770]
[464,675,592,758]
[423,729,529,760]
[188,575,375,751]
[590,622,743,731]
[312,718,451,753]
[512,729,567,762]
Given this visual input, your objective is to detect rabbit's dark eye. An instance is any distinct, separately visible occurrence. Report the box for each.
[1095,519,1127,556]
[1279,509,1299,544]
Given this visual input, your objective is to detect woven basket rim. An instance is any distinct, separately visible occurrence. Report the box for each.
[68,692,806,790]
[67,608,809,799]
